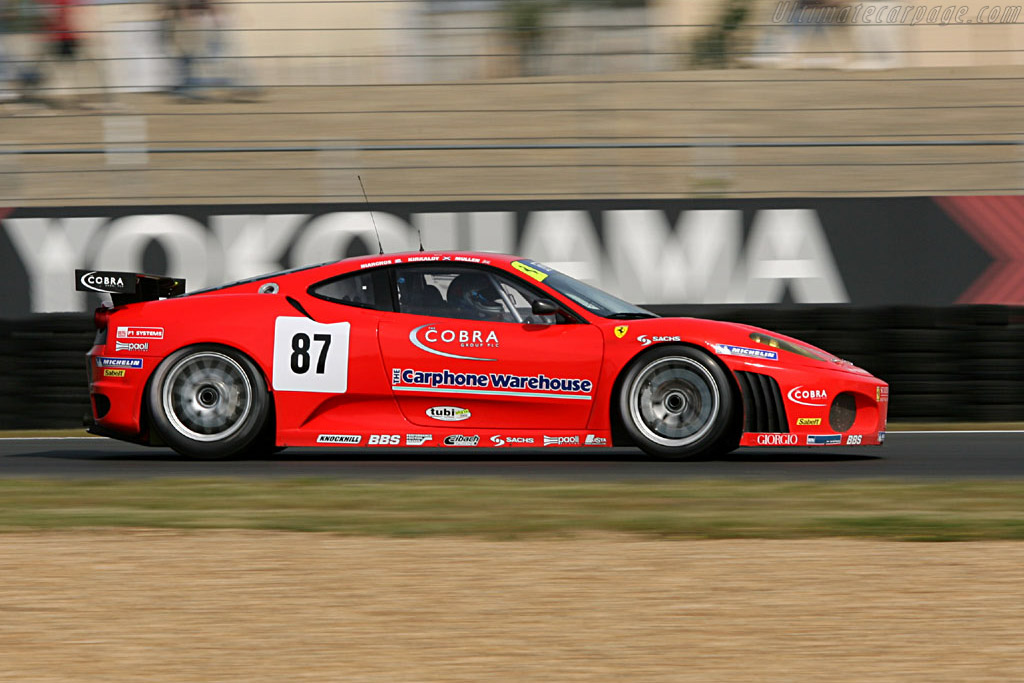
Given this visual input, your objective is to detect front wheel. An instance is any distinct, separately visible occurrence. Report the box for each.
[147,345,270,459]
[618,345,736,460]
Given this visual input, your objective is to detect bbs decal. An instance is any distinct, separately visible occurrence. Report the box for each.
[272,317,350,393]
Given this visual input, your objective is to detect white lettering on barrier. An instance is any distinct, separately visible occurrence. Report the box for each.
[2,209,850,313]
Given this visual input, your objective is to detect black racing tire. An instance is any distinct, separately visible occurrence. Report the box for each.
[618,345,736,460]
[147,344,270,460]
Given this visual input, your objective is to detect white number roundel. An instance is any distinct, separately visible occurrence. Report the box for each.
[272,317,350,393]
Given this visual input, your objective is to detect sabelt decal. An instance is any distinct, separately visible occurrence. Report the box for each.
[406,434,433,446]
[808,434,842,445]
[426,406,471,422]
[117,326,164,340]
[115,341,149,352]
[75,269,134,294]
[712,344,779,361]
[410,324,499,362]
[755,433,799,446]
[443,435,479,447]
[511,261,549,282]
[317,434,361,445]
[787,386,829,407]
[94,356,143,369]
[796,417,822,426]
[102,368,126,377]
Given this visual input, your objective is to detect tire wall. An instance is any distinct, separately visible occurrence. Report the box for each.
[4,307,1024,429]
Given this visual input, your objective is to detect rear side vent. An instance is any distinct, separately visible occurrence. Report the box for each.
[735,371,789,433]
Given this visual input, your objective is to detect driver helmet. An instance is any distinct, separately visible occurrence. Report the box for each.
[447,273,504,320]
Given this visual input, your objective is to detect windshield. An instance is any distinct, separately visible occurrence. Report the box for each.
[510,259,656,319]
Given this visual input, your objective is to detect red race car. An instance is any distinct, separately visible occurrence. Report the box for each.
[76,252,888,459]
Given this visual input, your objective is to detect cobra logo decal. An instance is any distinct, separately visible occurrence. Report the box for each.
[787,386,829,407]
[409,324,499,362]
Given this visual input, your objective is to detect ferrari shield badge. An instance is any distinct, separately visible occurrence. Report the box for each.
[614,325,629,339]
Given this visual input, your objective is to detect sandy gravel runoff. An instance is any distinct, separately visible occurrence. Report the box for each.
[1,531,1023,682]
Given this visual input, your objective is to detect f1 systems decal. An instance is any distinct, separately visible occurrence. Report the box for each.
[392,368,593,400]
[409,324,499,362]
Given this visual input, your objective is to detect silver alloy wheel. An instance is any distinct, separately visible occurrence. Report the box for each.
[161,351,253,442]
[627,356,720,448]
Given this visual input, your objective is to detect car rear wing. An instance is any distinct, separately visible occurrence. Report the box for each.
[75,270,186,306]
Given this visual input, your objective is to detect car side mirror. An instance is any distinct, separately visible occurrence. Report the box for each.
[531,298,559,316]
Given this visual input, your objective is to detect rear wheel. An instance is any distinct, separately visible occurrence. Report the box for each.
[618,345,735,460]
[147,345,270,459]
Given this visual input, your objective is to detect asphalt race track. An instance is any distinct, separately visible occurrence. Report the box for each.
[0,432,1021,480]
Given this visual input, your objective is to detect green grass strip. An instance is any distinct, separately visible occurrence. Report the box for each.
[1,478,1024,541]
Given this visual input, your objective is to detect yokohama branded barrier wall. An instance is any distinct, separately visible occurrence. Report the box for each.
[3,196,1024,317]
[4,306,1024,430]
[3,197,1024,429]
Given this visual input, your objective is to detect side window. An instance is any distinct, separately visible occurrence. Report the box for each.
[394,265,571,324]
[310,270,390,310]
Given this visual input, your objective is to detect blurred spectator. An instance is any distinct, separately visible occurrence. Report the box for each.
[162,0,256,100]
[0,0,46,107]
[743,0,849,69]
[40,0,114,108]
[690,0,750,69]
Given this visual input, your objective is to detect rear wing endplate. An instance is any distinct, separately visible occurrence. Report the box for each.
[75,270,186,307]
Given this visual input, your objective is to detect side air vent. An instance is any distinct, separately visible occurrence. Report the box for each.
[734,371,789,433]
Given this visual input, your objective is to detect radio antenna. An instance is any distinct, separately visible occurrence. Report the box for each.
[357,175,384,255]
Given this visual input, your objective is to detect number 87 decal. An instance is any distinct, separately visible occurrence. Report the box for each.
[273,318,351,393]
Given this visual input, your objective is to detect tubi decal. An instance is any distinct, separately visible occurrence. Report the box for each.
[317,434,361,445]
[426,406,471,422]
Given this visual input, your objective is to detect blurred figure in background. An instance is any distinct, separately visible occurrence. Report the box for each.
[0,0,46,107]
[162,0,255,100]
[40,0,115,109]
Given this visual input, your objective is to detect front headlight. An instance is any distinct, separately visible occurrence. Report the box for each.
[749,332,834,362]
